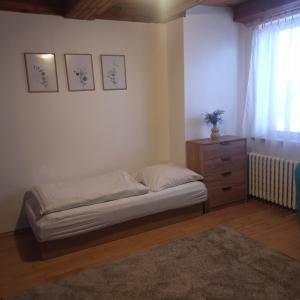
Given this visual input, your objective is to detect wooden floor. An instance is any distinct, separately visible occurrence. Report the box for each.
[1,199,300,297]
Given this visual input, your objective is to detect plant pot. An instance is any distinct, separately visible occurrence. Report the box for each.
[210,125,220,140]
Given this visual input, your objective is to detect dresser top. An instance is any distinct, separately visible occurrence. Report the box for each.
[186,135,246,145]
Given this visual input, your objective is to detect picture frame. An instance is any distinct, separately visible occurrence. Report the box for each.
[100,55,127,90]
[64,54,95,91]
[24,53,59,93]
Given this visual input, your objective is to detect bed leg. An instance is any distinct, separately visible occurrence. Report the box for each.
[202,202,206,214]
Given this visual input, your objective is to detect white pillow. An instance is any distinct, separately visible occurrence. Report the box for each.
[134,164,203,192]
[32,170,149,215]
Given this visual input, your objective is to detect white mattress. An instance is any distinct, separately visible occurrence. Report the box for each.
[25,181,207,242]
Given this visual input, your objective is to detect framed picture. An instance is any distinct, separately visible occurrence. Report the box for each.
[64,54,95,91]
[24,53,59,93]
[100,55,127,90]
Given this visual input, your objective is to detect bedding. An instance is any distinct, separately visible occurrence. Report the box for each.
[26,181,207,242]
[134,164,203,192]
[31,170,149,216]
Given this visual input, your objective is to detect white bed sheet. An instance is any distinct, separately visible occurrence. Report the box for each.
[25,181,207,242]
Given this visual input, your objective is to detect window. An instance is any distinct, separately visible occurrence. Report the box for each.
[243,14,300,143]
[276,26,300,133]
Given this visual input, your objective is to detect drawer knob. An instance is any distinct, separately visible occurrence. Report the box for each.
[221,156,232,162]
[221,171,232,177]
[220,141,231,146]
[222,186,232,192]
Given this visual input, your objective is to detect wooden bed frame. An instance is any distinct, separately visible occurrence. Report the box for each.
[38,202,207,259]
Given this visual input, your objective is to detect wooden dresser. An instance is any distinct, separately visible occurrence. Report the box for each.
[186,136,247,209]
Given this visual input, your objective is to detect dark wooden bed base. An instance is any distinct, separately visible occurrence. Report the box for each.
[39,202,207,259]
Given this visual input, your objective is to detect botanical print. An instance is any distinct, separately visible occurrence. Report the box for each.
[24,53,58,93]
[33,65,48,88]
[65,54,95,91]
[101,55,127,90]
[73,68,88,88]
[106,60,119,88]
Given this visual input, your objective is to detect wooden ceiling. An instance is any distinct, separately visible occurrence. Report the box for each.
[2,0,299,24]
[0,0,247,23]
[234,0,300,23]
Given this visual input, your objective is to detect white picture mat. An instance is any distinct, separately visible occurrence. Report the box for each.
[65,54,95,91]
[101,55,127,90]
[24,53,58,92]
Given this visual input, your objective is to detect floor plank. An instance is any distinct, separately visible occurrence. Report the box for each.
[0,199,299,297]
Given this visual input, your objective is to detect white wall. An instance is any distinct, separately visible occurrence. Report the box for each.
[0,11,170,233]
[166,19,186,166]
[0,6,250,233]
[184,6,243,140]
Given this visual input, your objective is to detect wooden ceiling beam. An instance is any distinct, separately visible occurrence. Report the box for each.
[234,0,300,24]
[98,4,161,23]
[0,0,64,16]
[65,0,116,20]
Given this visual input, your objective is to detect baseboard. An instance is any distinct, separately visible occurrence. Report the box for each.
[0,227,31,239]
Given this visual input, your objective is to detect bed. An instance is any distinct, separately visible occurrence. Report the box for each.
[25,165,207,258]
[26,181,207,243]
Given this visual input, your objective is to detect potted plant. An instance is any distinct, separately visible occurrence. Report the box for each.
[204,110,224,140]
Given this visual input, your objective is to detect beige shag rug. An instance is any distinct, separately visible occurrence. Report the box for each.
[5,226,300,300]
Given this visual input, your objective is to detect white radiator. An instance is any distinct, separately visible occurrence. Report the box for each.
[248,152,298,209]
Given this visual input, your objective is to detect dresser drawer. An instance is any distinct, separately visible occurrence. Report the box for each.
[203,140,245,161]
[208,183,246,208]
[204,169,246,186]
[203,154,247,177]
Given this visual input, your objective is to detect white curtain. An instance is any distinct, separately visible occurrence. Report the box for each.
[243,14,300,146]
